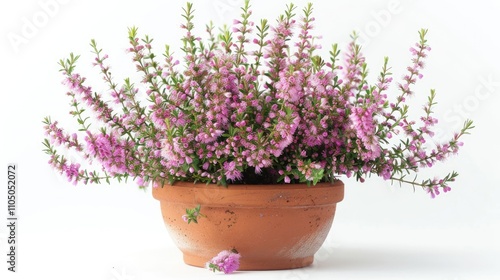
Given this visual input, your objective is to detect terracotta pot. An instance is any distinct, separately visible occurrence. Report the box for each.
[152,181,344,270]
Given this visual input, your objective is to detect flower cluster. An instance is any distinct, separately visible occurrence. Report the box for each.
[206,250,241,274]
[42,1,473,197]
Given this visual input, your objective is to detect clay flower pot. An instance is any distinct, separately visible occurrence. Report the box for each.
[152,180,344,270]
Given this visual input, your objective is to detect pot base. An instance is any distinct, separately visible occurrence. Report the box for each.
[184,253,314,270]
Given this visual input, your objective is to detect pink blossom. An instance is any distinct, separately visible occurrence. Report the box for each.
[63,163,80,185]
[206,250,241,274]
[224,161,243,182]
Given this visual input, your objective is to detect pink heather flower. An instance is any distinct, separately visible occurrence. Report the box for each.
[136,177,146,187]
[350,107,381,160]
[94,135,112,158]
[182,214,189,222]
[224,161,243,181]
[85,132,128,175]
[284,176,291,183]
[206,250,241,274]
[202,162,210,170]
[63,163,80,185]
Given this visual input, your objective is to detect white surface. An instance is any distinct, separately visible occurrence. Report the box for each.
[1,0,500,279]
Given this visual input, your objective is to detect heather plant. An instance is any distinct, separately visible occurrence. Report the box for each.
[42,1,473,198]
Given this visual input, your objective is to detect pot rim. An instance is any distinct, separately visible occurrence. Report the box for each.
[152,180,344,207]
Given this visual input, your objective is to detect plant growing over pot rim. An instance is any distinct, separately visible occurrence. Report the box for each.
[42,2,473,196]
[42,0,474,273]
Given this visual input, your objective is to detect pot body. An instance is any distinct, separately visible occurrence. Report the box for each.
[152,181,344,270]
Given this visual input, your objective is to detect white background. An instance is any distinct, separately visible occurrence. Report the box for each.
[1,0,500,279]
